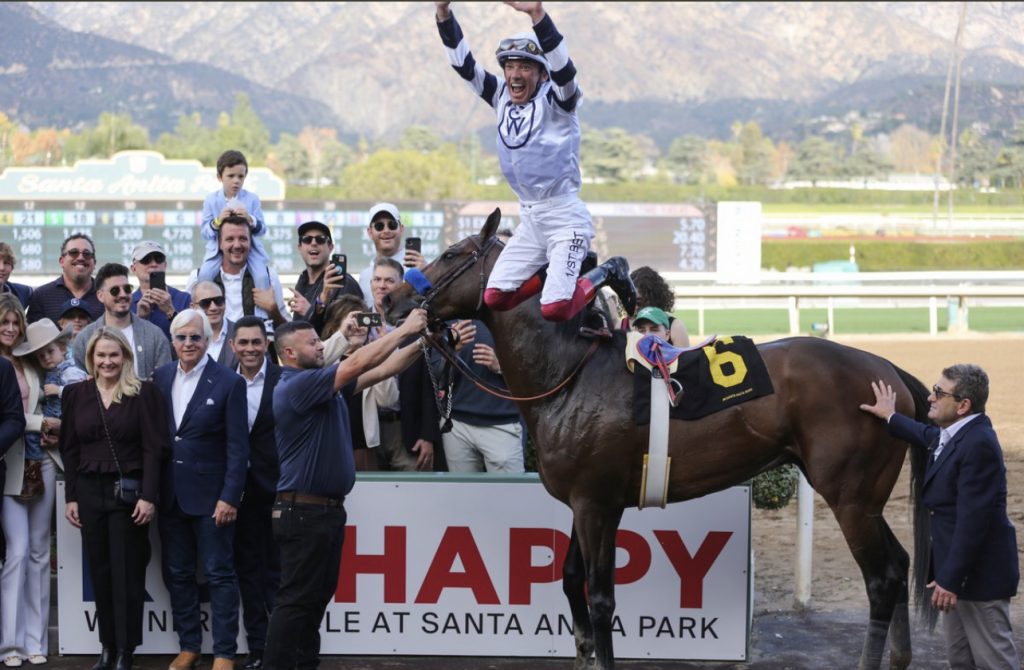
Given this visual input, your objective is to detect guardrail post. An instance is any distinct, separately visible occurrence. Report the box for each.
[794,473,814,609]
[788,296,799,335]
[826,297,835,336]
[929,297,938,336]
[698,297,705,337]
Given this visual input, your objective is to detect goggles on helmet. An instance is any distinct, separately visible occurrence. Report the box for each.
[496,37,542,57]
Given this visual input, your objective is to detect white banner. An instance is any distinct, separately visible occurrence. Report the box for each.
[57,478,751,661]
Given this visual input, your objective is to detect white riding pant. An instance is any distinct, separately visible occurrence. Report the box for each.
[488,193,593,305]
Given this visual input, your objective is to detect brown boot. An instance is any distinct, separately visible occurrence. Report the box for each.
[211,658,235,670]
[168,651,201,670]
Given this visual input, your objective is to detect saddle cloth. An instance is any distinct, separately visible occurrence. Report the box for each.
[628,334,774,423]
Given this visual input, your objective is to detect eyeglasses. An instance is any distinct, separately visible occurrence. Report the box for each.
[372,220,400,232]
[496,37,542,56]
[63,249,95,260]
[300,234,329,245]
[173,334,204,343]
[104,284,134,297]
[931,385,963,401]
[197,296,225,310]
[139,253,166,265]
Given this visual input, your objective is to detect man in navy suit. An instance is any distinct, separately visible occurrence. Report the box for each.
[228,316,281,670]
[861,364,1020,669]
[155,309,249,670]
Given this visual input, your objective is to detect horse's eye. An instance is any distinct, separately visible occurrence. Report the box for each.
[441,251,456,261]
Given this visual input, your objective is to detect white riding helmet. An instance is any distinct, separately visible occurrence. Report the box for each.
[495,32,548,70]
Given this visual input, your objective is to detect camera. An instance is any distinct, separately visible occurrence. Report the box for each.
[356,312,382,328]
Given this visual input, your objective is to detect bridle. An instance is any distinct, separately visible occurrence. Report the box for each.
[418,233,503,319]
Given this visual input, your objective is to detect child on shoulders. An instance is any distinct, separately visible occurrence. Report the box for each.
[199,149,271,289]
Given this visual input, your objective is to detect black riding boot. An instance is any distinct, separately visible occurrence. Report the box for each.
[91,647,115,670]
[113,648,134,670]
[582,256,637,316]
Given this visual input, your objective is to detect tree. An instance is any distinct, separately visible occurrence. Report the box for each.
[0,112,16,169]
[788,137,841,185]
[10,127,67,166]
[298,127,353,188]
[398,126,442,153]
[581,126,648,183]
[664,135,708,184]
[155,112,218,165]
[842,138,893,184]
[63,113,149,161]
[888,124,936,173]
[735,121,775,185]
[339,148,470,200]
[214,94,271,165]
[955,127,996,187]
[991,121,1024,189]
[266,133,310,183]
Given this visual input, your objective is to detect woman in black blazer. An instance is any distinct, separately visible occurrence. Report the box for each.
[59,327,168,670]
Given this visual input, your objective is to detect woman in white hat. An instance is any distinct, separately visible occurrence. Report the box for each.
[0,294,62,667]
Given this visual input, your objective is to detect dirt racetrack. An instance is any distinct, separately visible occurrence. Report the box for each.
[51,335,1024,669]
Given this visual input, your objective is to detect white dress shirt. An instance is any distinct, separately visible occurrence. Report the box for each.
[170,354,210,430]
[207,320,229,364]
[934,413,979,460]
[239,359,267,432]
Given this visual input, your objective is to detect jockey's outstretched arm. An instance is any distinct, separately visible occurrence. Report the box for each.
[435,2,501,108]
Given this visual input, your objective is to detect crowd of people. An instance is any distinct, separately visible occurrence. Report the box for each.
[0,1,1016,668]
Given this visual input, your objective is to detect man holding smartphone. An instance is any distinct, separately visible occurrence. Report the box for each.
[357,203,428,299]
[290,220,363,336]
[130,241,193,340]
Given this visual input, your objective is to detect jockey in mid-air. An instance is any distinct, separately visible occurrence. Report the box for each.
[434,0,636,322]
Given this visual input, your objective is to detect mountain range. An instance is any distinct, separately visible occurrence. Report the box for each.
[5,2,1024,147]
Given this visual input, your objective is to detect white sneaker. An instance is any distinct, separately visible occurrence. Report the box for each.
[26,657,45,666]
[3,656,22,668]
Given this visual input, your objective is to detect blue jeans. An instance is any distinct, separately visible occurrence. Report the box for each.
[263,500,346,670]
[158,503,239,658]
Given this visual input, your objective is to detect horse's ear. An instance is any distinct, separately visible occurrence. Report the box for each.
[481,207,501,240]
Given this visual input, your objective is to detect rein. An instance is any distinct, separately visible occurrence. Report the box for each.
[428,329,601,403]
[413,232,601,404]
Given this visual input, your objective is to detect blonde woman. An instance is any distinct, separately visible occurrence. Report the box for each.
[0,294,59,667]
[59,327,168,670]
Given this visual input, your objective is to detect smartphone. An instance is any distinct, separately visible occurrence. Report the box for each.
[331,253,347,275]
[356,312,383,328]
[150,271,166,292]
[405,237,422,253]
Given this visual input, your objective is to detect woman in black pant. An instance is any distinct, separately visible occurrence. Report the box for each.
[58,327,167,670]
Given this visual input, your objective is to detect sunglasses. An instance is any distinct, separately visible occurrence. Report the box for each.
[104,284,134,297]
[931,385,963,401]
[300,234,330,245]
[372,220,400,232]
[197,296,225,310]
[139,253,166,265]
[173,334,204,343]
[496,37,542,56]
[63,249,95,260]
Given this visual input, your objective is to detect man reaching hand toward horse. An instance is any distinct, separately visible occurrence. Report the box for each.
[861,364,1020,669]
[434,0,636,322]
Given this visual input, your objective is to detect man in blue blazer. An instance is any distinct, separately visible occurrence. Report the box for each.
[155,309,249,670]
[861,364,1020,669]
[228,316,282,670]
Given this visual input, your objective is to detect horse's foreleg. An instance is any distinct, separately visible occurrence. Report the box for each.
[574,506,624,670]
[562,527,595,669]
[833,509,911,670]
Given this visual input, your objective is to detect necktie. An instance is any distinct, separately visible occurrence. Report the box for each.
[934,431,950,461]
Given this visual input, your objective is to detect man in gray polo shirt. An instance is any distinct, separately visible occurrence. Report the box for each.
[262,309,427,670]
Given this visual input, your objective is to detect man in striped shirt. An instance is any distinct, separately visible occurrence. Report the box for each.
[435,1,636,322]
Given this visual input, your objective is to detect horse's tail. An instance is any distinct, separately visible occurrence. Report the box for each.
[893,364,938,630]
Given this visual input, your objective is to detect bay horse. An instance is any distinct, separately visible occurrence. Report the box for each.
[383,209,933,670]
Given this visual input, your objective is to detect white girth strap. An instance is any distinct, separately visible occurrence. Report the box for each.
[639,370,672,509]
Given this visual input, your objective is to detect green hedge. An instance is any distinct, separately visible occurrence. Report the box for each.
[763,240,1024,271]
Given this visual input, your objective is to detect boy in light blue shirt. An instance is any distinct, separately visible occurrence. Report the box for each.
[199,149,271,289]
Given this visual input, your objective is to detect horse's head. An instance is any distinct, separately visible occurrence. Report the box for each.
[383,207,504,326]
